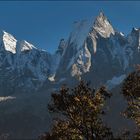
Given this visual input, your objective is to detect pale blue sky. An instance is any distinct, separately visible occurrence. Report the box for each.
[0,1,140,53]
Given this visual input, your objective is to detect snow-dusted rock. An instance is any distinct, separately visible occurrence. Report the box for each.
[0,12,140,94]
[0,31,17,54]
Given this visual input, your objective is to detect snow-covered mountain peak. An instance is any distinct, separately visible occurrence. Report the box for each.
[130,27,140,37]
[0,12,140,95]
[0,31,38,54]
[132,27,140,32]
[92,12,115,38]
[18,40,37,52]
[97,11,106,20]
[0,30,17,54]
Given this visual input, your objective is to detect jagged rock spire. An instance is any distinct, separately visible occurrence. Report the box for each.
[92,11,115,38]
[56,38,66,55]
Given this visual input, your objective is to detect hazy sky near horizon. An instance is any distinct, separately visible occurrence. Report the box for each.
[0,1,140,53]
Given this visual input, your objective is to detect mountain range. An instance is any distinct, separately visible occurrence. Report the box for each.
[0,12,139,138]
[0,12,139,95]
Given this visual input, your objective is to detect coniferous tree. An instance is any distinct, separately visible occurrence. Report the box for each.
[41,81,113,140]
[122,66,140,139]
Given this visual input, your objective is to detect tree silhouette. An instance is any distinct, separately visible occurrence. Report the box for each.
[122,67,140,139]
[41,81,113,140]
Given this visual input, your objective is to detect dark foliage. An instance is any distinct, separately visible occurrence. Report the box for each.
[41,81,113,140]
[122,68,140,139]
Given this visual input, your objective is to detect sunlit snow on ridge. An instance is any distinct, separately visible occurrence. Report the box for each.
[0,96,16,102]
